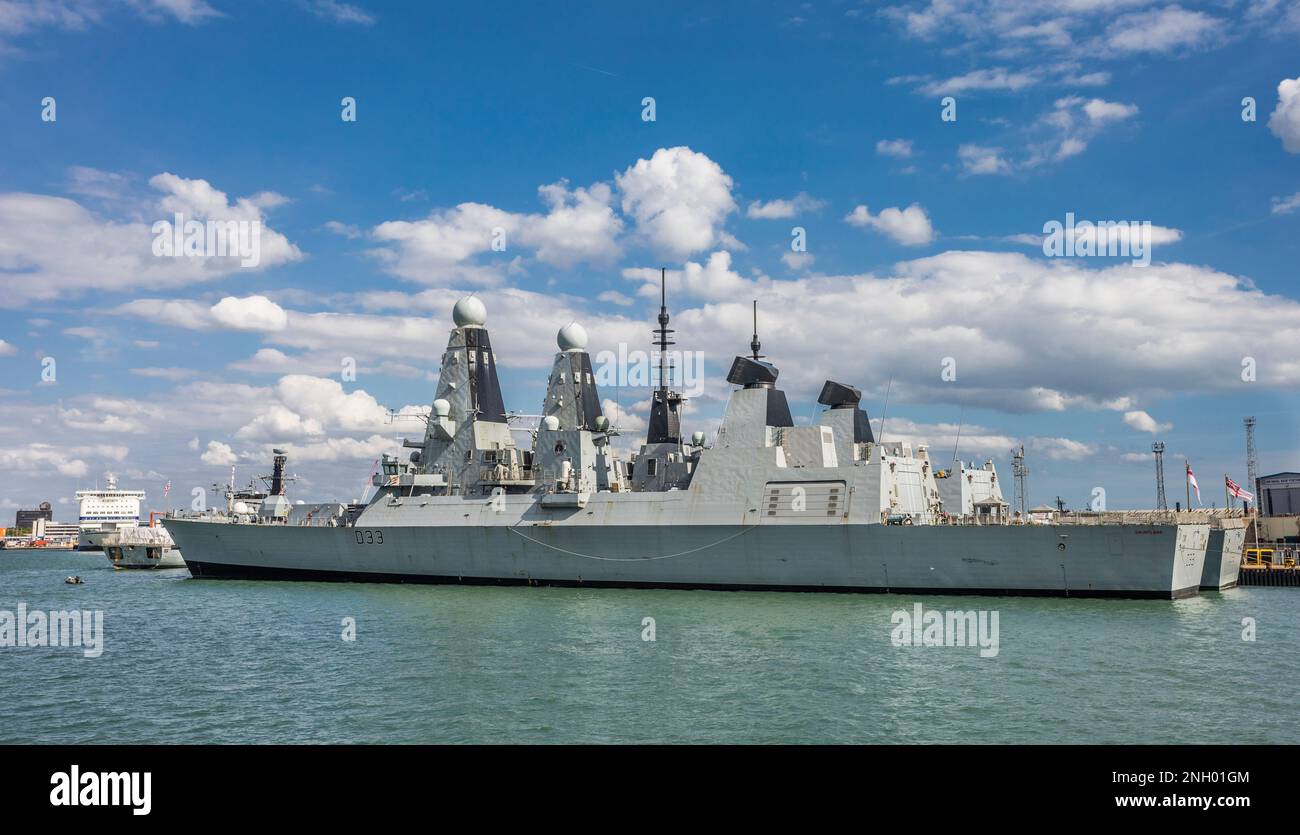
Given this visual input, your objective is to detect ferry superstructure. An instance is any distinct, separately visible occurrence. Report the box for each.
[74,474,145,551]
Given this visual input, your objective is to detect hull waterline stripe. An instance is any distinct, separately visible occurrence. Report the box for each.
[182,560,1199,600]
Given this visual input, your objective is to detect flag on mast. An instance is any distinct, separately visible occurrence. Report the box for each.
[1186,463,1201,505]
[1226,476,1254,502]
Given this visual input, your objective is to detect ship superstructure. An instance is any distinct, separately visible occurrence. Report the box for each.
[936,458,1009,523]
[384,296,532,498]
[169,295,1210,599]
[201,450,298,521]
[629,272,694,492]
[75,474,146,550]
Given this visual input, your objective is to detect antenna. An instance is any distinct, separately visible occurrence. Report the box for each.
[655,267,674,392]
[1244,416,1258,511]
[750,299,762,360]
[877,376,893,444]
[647,269,684,445]
[1011,444,1028,517]
[1153,441,1167,510]
[951,406,964,466]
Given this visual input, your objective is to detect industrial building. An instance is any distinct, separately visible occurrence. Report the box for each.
[31,518,80,546]
[13,501,53,531]
[1258,472,1300,517]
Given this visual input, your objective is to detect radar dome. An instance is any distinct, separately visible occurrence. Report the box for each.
[432,398,451,417]
[452,296,487,328]
[557,321,588,351]
[232,501,251,515]
[541,415,560,431]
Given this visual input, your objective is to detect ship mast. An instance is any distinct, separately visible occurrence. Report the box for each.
[646,268,683,445]
[656,268,673,399]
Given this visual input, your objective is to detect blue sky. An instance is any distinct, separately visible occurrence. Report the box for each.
[1,0,1298,515]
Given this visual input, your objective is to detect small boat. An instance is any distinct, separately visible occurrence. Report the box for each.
[65,576,84,585]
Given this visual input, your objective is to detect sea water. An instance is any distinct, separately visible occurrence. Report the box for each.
[2,550,1296,744]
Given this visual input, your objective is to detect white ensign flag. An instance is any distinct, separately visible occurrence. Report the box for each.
[1186,463,1201,505]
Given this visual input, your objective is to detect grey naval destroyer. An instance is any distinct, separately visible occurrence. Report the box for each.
[168,294,1211,599]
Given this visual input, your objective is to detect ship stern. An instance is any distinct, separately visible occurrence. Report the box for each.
[1201,521,1246,591]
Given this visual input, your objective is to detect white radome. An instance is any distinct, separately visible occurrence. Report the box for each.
[453,296,487,328]
[542,415,561,431]
[557,321,588,351]
[432,398,451,417]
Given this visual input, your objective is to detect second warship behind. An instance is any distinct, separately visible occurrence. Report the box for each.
[169,294,1212,599]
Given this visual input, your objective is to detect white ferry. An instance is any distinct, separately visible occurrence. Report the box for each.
[74,473,146,551]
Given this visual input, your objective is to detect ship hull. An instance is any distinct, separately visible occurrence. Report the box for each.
[106,543,186,569]
[169,517,1207,599]
[1202,526,1245,591]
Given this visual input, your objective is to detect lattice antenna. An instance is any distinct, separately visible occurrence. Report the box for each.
[1153,442,1167,511]
[1011,444,1028,517]
[1244,416,1258,506]
[655,267,675,392]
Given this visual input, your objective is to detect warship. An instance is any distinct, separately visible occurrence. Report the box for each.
[168,294,1210,599]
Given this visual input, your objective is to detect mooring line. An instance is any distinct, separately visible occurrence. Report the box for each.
[505,522,757,561]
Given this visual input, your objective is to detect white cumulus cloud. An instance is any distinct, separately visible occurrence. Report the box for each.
[235,375,427,442]
[1106,6,1223,55]
[958,144,1011,175]
[368,179,622,285]
[844,203,936,245]
[200,440,237,466]
[623,251,758,303]
[1272,192,1300,215]
[1082,98,1139,123]
[210,295,289,332]
[876,139,914,158]
[1123,410,1173,434]
[1269,76,1300,154]
[615,146,737,257]
[0,172,301,305]
[746,192,824,219]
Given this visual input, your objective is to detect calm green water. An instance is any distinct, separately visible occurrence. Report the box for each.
[2,550,1297,744]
